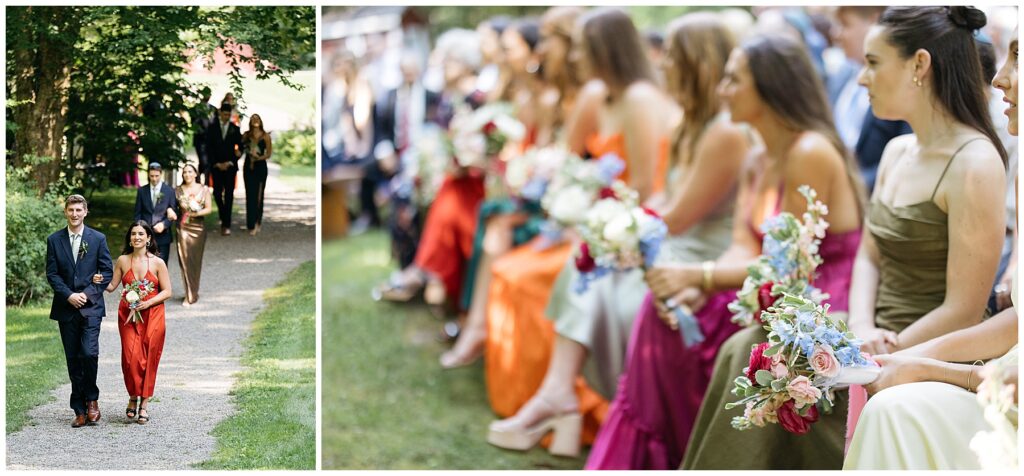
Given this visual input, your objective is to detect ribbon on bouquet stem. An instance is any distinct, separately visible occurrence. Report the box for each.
[664,299,704,348]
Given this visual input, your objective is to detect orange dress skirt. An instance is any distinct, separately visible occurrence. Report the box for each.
[484,133,668,444]
[118,269,166,398]
[413,173,486,305]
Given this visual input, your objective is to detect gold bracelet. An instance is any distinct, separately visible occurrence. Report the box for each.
[967,360,985,392]
[701,260,715,292]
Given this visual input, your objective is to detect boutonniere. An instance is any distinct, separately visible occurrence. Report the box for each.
[78,241,89,261]
[155,191,165,203]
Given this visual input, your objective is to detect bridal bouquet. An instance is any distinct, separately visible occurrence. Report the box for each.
[727,293,877,434]
[122,278,156,324]
[572,181,663,291]
[396,123,451,207]
[970,355,1019,469]
[504,146,576,203]
[728,186,830,327]
[540,153,625,227]
[449,102,525,169]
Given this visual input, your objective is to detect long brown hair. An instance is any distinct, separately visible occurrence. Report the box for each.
[579,8,656,95]
[880,6,1008,167]
[741,34,867,210]
[665,12,736,168]
[541,6,585,100]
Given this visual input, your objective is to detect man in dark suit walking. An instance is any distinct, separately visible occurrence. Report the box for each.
[134,162,178,261]
[192,87,218,186]
[205,102,243,235]
[46,194,113,427]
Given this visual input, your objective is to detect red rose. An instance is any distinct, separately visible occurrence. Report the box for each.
[598,187,617,200]
[575,243,596,272]
[483,121,497,135]
[757,281,776,322]
[745,342,773,384]
[777,399,819,435]
[641,207,660,218]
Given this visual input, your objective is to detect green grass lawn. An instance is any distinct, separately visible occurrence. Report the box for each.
[321,231,588,469]
[198,260,316,470]
[279,164,315,194]
[5,306,67,433]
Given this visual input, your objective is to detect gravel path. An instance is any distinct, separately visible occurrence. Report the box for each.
[6,163,315,470]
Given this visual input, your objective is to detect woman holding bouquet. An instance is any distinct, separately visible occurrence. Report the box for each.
[242,113,272,236]
[685,6,1007,470]
[485,7,677,455]
[844,20,1017,470]
[97,221,171,424]
[175,163,213,306]
[591,32,868,469]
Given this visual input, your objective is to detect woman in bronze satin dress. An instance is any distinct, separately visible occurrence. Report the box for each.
[175,164,213,306]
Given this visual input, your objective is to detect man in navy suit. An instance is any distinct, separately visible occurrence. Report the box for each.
[134,162,178,261]
[46,194,113,427]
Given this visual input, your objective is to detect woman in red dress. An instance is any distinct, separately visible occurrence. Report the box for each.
[98,220,171,424]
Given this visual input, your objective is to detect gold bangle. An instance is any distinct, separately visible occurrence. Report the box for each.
[967,360,985,392]
[702,260,715,291]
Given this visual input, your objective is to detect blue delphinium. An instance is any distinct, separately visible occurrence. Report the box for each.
[595,154,626,184]
[519,177,549,202]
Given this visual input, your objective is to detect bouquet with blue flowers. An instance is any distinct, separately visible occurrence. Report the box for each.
[728,186,830,327]
[726,293,879,434]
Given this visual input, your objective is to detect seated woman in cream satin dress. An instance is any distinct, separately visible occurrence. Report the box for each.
[844,25,1019,471]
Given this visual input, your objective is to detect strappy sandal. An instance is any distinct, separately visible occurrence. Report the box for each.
[371,274,424,303]
[125,399,138,420]
[137,408,150,425]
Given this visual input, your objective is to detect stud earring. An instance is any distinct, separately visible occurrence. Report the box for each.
[913,77,922,87]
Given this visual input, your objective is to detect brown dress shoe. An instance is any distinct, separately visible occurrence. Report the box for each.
[72,414,88,428]
[86,401,101,424]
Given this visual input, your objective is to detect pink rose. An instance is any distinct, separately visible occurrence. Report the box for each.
[575,243,596,273]
[777,399,819,435]
[770,352,790,378]
[786,375,822,408]
[746,342,773,385]
[744,401,778,427]
[810,345,841,379]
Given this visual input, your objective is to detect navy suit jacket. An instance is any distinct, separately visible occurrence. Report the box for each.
[46,226,113,322]
[134,182,178,246]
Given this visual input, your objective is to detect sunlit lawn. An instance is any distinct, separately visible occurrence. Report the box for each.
[321,231,588,469]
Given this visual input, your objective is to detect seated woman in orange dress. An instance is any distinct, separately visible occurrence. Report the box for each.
[483,8,679,457]
[99,221,172,425]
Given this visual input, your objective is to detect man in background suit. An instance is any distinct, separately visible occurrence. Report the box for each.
[205,102,243,235]
[192,87,218,186]
[134,162,178,261]
[46,194,113,427]
[829,6,912,192]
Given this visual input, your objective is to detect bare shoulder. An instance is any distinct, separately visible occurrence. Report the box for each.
[703,119,748,147]
[579,78,607,99]
[786,131,844,174]
[947,137,1006,192]
[623,81,662,106]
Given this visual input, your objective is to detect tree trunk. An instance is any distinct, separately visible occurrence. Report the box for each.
[10,7,79,196]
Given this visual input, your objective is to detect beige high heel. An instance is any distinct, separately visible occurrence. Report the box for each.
[487,412,582,457]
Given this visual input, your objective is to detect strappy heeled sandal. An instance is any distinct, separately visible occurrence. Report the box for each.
[125,400,138,420]
[137,408,150,425]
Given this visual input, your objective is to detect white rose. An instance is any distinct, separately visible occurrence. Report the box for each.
[493,115,526,141]
[125,290,140,303]
[505,157,532,190]
[549,186,591,224]
[603,213,638,250]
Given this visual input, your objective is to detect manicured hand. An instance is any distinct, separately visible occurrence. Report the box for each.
[92,274,103,284]
[655,287,705,328]
[854,326,899,355]
[645,265,700,301]
[166,208,178,222]
[136,299,153,311]
[995,274,1014,311]
[864,354,929,395]
[154,222,166,234]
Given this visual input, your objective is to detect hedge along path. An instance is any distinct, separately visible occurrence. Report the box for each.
[6,162,315,469]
